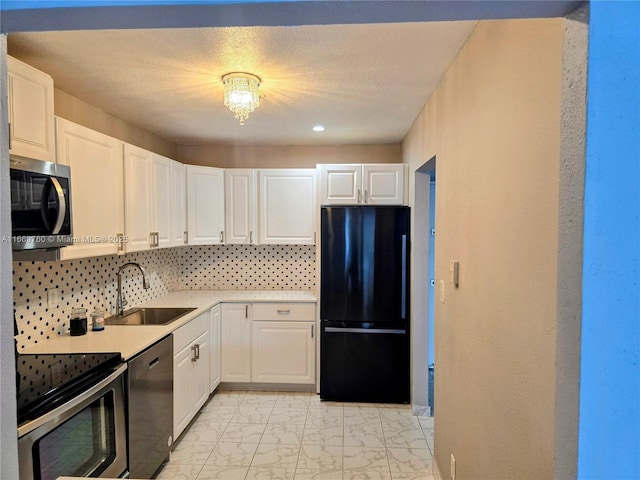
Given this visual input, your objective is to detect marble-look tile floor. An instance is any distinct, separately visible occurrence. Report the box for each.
[157,390,435,480]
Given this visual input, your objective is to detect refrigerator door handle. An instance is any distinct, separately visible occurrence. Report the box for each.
[324,327,406,335]
[401,234,407,319]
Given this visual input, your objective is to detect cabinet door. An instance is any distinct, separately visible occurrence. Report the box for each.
[318,164,362,205]
[173,343,195,439]
[56,118,124,260]
[362,164,406,205]
[221,304,252,383]
[124,144,152,252]
[258,169,316,245]
[210,305,222,393]
[225,169,257,244]
[151,153,173,249]
[171,161,187,247]
[7,56,55,162]
[251,321,315,384]
[186,166,225,245]
[193,331,210,412]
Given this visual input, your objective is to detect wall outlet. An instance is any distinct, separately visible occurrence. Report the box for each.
[450,453,456,480]
[47,288,60,310]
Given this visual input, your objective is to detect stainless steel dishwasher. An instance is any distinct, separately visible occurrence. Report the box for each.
[127,335,173,479]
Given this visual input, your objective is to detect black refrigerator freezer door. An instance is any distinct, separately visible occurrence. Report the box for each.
[321,206,409,326]
[320,326,410,403]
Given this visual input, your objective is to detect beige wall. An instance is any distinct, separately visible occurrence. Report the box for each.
[54,88,178,158]
[178,143,401,168]
[403,18,577,479]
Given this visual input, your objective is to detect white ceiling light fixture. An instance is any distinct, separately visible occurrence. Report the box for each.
[222,72,261,125]
[312,125,325,132]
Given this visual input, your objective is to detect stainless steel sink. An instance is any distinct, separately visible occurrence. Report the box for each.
[105,307,196,326]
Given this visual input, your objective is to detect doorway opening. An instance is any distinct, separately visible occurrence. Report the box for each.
[413,156,436,416]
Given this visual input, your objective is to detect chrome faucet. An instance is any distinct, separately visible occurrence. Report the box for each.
[116,262,150,316]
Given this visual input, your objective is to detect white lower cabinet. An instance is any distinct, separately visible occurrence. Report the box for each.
[173,312,210,439]
[251,322,315,384]
[221,302,316,385]
[221,303,252,383]
[210,304,222,393]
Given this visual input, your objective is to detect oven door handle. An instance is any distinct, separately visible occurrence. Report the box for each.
[17,363,127,438]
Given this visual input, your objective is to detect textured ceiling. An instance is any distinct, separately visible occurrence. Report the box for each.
[8,21,476,145]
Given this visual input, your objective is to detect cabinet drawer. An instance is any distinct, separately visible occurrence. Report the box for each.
[252,303,315,322]
[173,311,209,353]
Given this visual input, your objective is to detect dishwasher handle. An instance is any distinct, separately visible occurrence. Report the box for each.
[148,358,160,369]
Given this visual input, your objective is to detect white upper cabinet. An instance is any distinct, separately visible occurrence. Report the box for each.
[123,144,152,252]
[7,56,55,163]
[124,145,175,252]
[258,169,317,245]
[171,160,188,247]
[186,165,225,245]
[225,169,257,245]
[318,164,407,205]
[150,153,173,249]
[362,164,406,205]
[319,164,361,205]
[56,118,124,260]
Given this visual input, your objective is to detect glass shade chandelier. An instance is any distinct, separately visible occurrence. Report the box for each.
[222,72,261,125]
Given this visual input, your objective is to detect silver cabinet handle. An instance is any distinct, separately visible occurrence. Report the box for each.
[150,232,154,248]
[195,344,200,361]
[191,345,197,362]
[357,189,361,203]
[220,231,224,243]
[311,324,315,338]
[277,309,290,315]
[249,231,253,244]
[245,305,249,319]
[364,189,369,204]
[184,231,188,245]
[117,233,124,252]
[8,122,11,150]
[155,232,160,247]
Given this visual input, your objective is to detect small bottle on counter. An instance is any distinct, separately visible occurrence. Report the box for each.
[69,307,88,336]
[91,308,106,331]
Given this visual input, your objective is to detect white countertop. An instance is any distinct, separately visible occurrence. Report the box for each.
[23,290,317,360]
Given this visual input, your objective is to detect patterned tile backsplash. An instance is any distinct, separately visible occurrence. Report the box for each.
[13,245,317,350]
[179,245,317,290]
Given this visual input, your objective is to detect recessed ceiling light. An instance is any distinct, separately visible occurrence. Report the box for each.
[312,125,325,132]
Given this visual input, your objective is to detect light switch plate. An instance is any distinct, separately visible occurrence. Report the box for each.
[450,260,460,287]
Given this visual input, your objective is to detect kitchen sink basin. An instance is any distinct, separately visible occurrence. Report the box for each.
[105,307,196,326]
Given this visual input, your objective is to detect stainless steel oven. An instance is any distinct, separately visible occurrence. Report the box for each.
[17,354,128,480]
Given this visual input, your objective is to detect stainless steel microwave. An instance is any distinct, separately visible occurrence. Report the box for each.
[10,156,73,254]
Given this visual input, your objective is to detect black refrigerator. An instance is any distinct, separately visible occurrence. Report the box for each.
[320,206,410,403]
